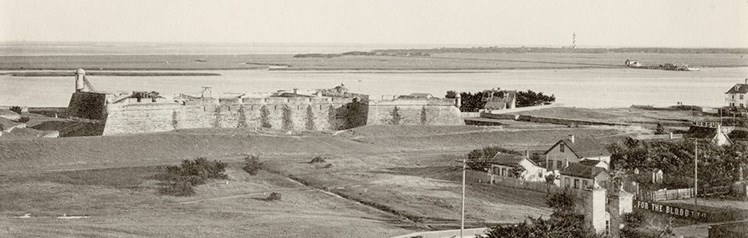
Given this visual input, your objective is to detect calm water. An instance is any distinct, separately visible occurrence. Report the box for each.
[2,67,746,108]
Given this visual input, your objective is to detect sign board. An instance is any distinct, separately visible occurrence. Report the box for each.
[633,200,709,221]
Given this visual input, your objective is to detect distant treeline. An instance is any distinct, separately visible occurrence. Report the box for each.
[446,89,555,112]
[293,51,430,58]
[9,71,221,77]
[372,47,748,54]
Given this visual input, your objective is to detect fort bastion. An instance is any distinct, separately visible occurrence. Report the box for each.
[65,69,464,136]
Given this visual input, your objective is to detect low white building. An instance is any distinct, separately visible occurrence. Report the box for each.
[488,152,547,182]
[560,163,610,190]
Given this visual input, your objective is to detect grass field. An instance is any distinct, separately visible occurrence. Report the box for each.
[2,52,746,71]
[0,125,623,237]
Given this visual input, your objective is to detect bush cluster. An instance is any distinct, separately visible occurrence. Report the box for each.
[159,158,228,196]
[309,156,327,164]
[9,106,22,114]
[242,155,263,175]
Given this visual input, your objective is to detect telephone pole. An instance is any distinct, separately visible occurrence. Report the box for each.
[461,155,466,238]
[694,140,698,205]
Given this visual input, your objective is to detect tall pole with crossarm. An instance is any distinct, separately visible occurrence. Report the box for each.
[694,140,698,205]
[461,155,466,237]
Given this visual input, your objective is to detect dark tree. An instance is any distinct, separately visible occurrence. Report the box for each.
[281,104,294,131]
[9,106,22,115]
[260,105,271,128]
[171,110,179,129]
[305,105,316,130]
[389,106,402,125]
[237,106,248,128]
[420,106,428,125]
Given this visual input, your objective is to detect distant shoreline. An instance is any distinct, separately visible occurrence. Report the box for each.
[2,52,746,72]
[3,71,221,77]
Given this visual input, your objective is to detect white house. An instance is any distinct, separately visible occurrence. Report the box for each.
[725,79,748,109]
[559,163,610,190]
[545,135,612,172]
[488,152,547,182]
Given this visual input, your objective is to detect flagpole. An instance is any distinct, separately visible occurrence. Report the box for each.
[694,140,698,205]
[461,155,466,238]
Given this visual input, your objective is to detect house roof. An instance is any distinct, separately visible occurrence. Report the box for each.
[579,159,606,167]
[487,152,536,167]
[560,163,608,179]
[726,84,748,94]
[545,136,611,158]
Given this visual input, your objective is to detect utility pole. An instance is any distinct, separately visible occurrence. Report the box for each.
[461,155,466,238]
[694,140,698,205]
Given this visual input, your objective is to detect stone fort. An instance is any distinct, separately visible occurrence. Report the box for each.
[66,69,464,135]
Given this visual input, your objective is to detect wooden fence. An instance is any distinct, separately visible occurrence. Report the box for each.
[490,176,557,193]
[638,188,695,201]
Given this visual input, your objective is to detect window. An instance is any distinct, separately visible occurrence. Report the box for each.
[583,180,589,188]
[501,168,507,177]
[741,95,745,100]
[538,171,543,179]
[742,103,745,108]
[574,179,580,189]
[731,103,736,107]
[556,161,563,170]
[564,178,570,187]
[560,144,565,152]
[733,95,736,99]
[605,221,610,235]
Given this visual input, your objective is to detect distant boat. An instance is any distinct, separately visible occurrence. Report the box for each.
[686,66,701,71]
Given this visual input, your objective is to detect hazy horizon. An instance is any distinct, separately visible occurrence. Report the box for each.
[2,0,747,48]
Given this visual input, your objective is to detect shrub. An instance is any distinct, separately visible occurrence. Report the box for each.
[9,106,22,114]
[305,105,315,130]
[389,106,402,125]
[160,178,196,196]
[242,155,262,175]
[282,105,294,131]
[18,116,30,123]
[327,105,338,130]
[309,156,327,164]
[158,157,228,196]
[323,163,333,169]
[260,105,271,128]
[265,192,282,201]
[213,106,221,128]
[623,211,645,229]
[729,129,748,141]
[420,106,427,125]
[237,106,248,128]
[654,123,667,134]
[171,110,179,129]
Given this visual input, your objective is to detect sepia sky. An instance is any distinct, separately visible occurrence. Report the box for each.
[1,0,747,47]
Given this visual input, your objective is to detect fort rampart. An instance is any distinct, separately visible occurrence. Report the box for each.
[66,87,463,136]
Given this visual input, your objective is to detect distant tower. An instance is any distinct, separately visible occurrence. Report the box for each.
[571,32,577,49]
[75,68,86,92]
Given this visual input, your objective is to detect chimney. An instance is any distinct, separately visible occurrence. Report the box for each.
[525,150,530,159]
[570,134,575,143]
[293,88,298,94]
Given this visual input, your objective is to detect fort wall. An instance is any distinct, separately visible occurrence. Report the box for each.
[69,92,462,136]
[100,98,364,135]
[367,99,464,126]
